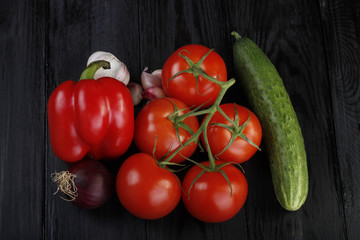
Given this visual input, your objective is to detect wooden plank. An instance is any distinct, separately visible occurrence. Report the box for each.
[320,0,360,239]
[0,0,46,239]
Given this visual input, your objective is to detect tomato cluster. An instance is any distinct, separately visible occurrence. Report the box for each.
[48,45,262,222]
[116,44,263,223]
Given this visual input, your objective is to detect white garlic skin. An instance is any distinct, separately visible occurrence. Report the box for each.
[87,51,130,85]
[141,67,163,89]
[151,69,162,80]
[128,82,143,105]
[142,87,166,101]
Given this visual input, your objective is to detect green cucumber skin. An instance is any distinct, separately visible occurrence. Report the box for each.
[232,33,308,211]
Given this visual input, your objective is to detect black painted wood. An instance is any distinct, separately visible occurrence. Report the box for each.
[0,0,46,239]
[1,0,360,239]
[320,0,360,239]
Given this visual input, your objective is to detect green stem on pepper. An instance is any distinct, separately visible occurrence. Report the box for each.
[79,60,111,80]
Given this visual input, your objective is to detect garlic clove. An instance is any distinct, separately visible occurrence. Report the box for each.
[151,69,162,80]
[141,67,162,90]
[128,82,143,105]
[141,87,166,101]
[87,51,130,85]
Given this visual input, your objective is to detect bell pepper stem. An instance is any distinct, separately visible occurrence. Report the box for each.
[79,60,111,80]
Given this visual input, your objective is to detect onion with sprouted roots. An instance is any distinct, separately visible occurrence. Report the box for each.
[51,160,115,209]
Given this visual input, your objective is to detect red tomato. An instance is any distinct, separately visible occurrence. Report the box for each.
[182,161,248,223]
[202,103,262,163]
[162,44,227,108]
[116,153,181,220]
[134,97,199,163]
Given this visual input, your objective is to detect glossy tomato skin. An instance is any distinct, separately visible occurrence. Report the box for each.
[182,161,248,223]
[116,153,181,220]
[202,103,262,163]
[162,44,227,108]
[134,97,199,163]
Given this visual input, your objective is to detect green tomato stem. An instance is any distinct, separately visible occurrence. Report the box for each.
[200,109,216,168]
[177,108,210,121]
[216,105,236,125]
[163,78,235,169]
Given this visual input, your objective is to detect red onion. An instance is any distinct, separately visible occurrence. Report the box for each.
[51,160,115,209]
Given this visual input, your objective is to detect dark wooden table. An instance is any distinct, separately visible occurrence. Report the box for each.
[1,0,360,239]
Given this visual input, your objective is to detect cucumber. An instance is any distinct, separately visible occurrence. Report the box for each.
[231,31,308,211]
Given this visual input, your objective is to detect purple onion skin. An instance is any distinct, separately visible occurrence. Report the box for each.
[69,160,115,209]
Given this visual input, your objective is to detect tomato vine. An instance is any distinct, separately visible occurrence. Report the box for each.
[162,48,261,195]
[118,45,261,222]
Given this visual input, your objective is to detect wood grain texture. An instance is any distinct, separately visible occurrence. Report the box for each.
[0,0,359,239]
[320,0,360,239]
[0,0,46,239]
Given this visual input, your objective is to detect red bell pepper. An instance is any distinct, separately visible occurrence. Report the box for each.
[48,61,134,163]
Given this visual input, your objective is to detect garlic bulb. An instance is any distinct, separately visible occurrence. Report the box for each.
[150,69,162,80]
[140,68,166,101]
[128,82,143,105]
[142,87,166,101]
[141,67,162,89]
[87,51,130,85]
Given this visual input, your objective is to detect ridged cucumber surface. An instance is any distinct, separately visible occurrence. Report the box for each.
[231,31,308,211]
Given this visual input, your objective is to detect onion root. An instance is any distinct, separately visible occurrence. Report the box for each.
[51,171,78,201]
